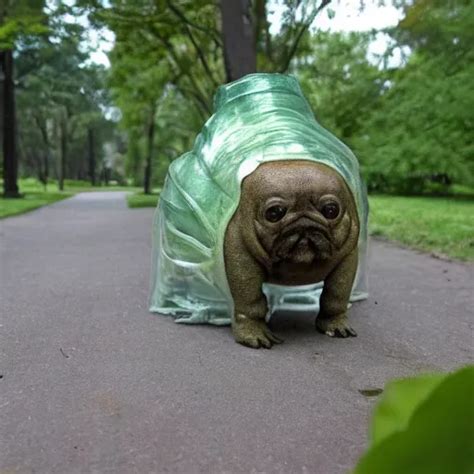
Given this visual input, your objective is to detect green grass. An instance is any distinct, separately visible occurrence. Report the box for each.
[0,178,140,219]
[369,195,474,261]
[127,192,160,208]
[0,191,73,219]
[17,177,141,193]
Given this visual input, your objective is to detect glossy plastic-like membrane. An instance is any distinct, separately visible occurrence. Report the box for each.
[150,73,368,325]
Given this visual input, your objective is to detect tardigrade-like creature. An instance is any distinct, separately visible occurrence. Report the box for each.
[150,73,368,349]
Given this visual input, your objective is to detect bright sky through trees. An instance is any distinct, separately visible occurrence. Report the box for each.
[269,0,407,67]
[3,0,471,198]
[81,0,404,68]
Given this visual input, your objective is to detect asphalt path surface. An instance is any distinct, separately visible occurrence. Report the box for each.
[1,192,472,473]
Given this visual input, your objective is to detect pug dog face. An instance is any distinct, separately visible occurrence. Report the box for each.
[240,160,358,267]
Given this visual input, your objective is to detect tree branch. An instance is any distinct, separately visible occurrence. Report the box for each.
[176,84,211,119]
[254,0,265,46]
[151,29,213,115]
[166,0,222,48]
[165,1,221,87]
[172,20,219,87]
[34,113,50,148]
[279,0,332,73]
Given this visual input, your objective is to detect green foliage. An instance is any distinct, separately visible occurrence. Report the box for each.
[127,191,160,208]
[15,29,118,184]
[13,177,138,192]
[89,0,335,190]
[1,1,122,189]
[96,0,213,190]
[0,0,48,49]
[369,195,474,260]
[294,0,474,195]
[354,366,474,474]
[255,0,333,73]
[298,31,384,142]
[5,0,472,199]
[369,373,445,444]
[353,0,474,193]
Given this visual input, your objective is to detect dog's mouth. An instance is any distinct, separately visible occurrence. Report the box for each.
[271,226,333,264]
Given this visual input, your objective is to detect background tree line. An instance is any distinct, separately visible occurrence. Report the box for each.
[0,0,120,197]
[1,0,472,196]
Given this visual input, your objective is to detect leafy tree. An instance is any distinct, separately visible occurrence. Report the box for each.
[297,31,384,144]
[354,0,474,194]
[82,0,333,192]
[255,0,332,73]
[105,20,180,193]
[16,33,112,190]
[0,0,47,196]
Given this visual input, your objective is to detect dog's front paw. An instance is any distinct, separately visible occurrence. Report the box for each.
[232,315,283,349]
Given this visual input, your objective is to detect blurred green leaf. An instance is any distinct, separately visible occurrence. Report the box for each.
[354,366,474,474]
[370,372,445,445]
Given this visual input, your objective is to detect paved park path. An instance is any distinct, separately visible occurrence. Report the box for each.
[1,192,472,473]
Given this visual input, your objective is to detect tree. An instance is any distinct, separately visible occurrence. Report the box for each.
[254,0,332,74]
[1,46,19,196]
[354,0,474,193]
[82,0,333,191]
[105,20,173,193]
[17,35,114,189]
[220,0,255,82]
[0,0,47,197]
[297,31,384,143]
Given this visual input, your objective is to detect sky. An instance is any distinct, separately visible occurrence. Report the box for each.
[87,0,405,68]
[270,0,403,32]
[87,28,114,67]
[269,0,406,66]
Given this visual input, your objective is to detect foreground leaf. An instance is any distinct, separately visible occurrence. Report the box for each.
[354,366,474,474]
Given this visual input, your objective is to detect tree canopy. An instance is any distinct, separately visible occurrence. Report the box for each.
[1,0,472,195]
[354,0,474,193]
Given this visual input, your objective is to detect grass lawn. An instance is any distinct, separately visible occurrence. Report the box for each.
[0,178,141,219]
[127,192,160,208]
[369,195,474,261]
[18,178,141,194]
[0,192,73,219]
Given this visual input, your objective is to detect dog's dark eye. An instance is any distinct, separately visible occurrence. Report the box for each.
[265,205,287,223]
[321,202,340,220]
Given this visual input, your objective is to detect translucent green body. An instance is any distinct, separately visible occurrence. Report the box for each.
[150,73,368,324]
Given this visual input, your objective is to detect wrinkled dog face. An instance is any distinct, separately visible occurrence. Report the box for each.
[243,161,356,265]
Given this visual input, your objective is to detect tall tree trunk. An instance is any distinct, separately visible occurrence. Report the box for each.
[143,106,156,195]
[220,0,256,82]
[1,49,20,197]
[35,115,50,191]
[33,151,43,183]
[43,151,49,191]
[58,117,67,191]
[103,166,110,186]
[87,127,96,186]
